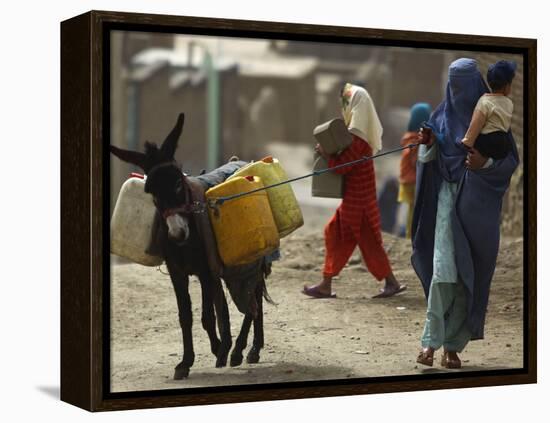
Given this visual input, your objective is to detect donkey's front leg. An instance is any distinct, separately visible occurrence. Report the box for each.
[166,260,194,380]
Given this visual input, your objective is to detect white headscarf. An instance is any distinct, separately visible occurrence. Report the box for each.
[341,83,383,154]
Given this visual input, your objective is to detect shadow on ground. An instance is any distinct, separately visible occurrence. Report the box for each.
[161,361,356,389]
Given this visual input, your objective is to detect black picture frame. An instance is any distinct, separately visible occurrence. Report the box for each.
[60,10,537,411]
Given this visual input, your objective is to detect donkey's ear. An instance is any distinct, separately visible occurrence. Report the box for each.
[160,113,185,160]
[110,145,148,171]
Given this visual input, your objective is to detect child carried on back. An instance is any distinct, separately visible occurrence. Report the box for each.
[461,60,517,159]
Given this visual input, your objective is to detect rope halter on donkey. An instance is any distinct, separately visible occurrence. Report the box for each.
[161,202,209,218]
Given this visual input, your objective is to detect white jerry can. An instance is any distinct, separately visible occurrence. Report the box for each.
[110,174,163,266]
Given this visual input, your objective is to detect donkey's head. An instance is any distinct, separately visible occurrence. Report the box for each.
[110,113,194,244]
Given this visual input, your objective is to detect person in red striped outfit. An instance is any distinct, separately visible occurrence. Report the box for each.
[303,83,406,299]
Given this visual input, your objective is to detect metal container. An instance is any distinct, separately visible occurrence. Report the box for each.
[313,118,352,155]
[311,154,344,198]
[311,118,351,198]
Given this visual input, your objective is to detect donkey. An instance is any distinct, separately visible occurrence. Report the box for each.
[110,113,273,379]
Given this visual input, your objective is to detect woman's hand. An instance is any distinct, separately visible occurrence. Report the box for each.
[418,127,435,146]
[315,143,330,160]
[465,147,489,170]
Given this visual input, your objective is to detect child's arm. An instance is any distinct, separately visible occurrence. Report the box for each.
[461,109,487,148]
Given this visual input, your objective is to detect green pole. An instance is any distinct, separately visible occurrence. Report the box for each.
[203,53,220,170]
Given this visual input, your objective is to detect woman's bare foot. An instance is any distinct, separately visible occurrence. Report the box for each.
[417,346,435,367]
[302,276,335,298]
[372,272,407,298]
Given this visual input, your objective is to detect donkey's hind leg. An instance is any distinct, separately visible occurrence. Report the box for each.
[246,283,264,364]
[199,276,220,358]
[209,276,232,368]
[230,313,253,367]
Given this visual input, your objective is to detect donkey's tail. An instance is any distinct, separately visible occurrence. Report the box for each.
[261,260,277,306]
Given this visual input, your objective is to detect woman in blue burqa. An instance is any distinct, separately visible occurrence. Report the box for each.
[412,58,518,368]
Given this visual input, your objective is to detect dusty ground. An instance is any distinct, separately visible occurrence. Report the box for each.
[110,205,524,393]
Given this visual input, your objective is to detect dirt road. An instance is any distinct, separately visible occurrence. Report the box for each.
[110,216,524,393]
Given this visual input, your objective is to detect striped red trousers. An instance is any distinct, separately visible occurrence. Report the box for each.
[323,135,392,280]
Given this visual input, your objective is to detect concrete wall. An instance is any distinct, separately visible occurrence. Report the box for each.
[110,61,318,205]
[110,36,524,237]
[386,48,445,110]
[237,71,318,154]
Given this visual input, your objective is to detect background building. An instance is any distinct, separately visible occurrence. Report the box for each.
[110,31,524,236]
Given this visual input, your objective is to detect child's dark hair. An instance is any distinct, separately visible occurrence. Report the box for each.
[488,77,511,92]
[487,60,516,92]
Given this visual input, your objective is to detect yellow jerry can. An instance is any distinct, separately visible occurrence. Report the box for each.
[205,175,280,266]
[228,156,304,238]
[110,175,163,266]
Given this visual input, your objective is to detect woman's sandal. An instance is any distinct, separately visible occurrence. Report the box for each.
[416,348,435,367]
[441,351,462,369]
[302,285,337,299]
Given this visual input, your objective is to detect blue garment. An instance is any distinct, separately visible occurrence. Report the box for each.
[407,102,433,132]
[411,58,519,340]
[417,144,458,284]
[421,281,471,352]
[418,143,469,351]
[195,160,248,189]
[378,176,399,233]
[426,58,489,183]
[432,181,459,284]
[487,60,517,88]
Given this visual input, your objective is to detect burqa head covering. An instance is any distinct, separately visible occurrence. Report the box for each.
[341,83,384,154]
[426,58,489,181]
[407,102,432,132]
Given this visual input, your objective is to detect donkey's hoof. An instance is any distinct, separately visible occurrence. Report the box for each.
[230,352,243,367]
[210,339,221,357]
[215,356,228,368]
[216,349,229,367]
[216,341,231,368]
[246,348,260,364]
[174,365,190,380]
